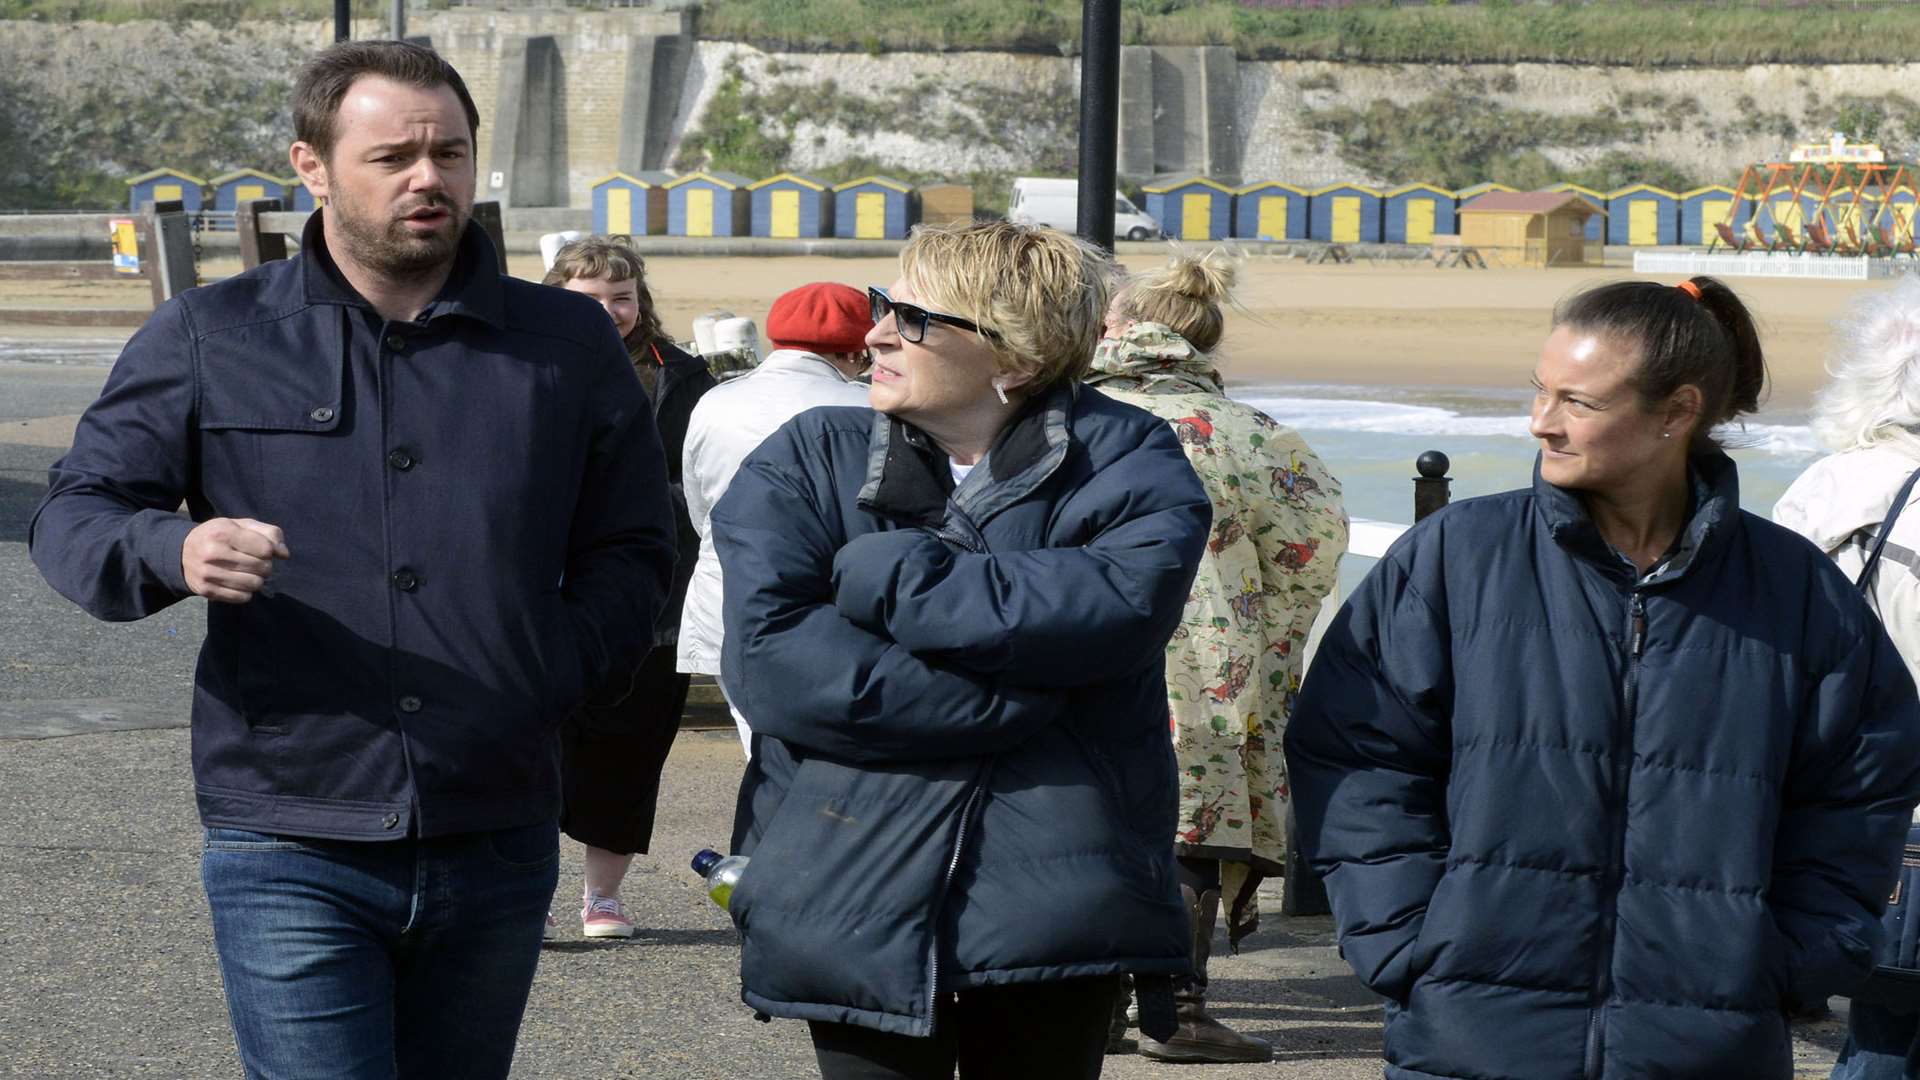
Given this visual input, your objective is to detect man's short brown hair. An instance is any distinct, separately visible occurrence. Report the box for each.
[293,40,481,162]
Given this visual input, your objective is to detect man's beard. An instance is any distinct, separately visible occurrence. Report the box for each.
[327,183,470,279]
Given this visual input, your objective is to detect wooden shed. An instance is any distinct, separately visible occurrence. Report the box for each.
[1606,184,1680,246]
[1679,185,1745,248]
[919,184,975,228]
[592,171,672,237]
[1233,181,1308,241]
[127,168,206,212]
[749,173,833,239]
[666,171,751,238]
[1308,182,1383,244]
[1545,182,1607,243]
[1142,176,1235,241]
[834,176,918,240]
[1458,191,1600,268]
[1383,183,1456,244]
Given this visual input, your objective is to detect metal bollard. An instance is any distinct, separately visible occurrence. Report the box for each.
[470,201,509,274]
[140,199,198,309]
[1414,450,1452,522]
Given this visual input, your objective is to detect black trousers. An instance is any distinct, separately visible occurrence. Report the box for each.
[558,646,689,855]
[808,975,1119,1080]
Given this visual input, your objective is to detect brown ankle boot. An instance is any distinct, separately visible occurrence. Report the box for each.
[1138,885,1274,1064]
[1105,974,1138,1054]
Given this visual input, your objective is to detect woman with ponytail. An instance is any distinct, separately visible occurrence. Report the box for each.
[1087,250,1348,1064]
[1776,276,1920,1080]
[1287,276,1920,1079]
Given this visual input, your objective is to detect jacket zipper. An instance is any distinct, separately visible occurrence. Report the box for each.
[1585,590,1646,1080]
[927,779,987,1033]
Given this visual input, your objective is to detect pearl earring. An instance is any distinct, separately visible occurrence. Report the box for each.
[1661,432,1672,439]
[993,380,1009,406]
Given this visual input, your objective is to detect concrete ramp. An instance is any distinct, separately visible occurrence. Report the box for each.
[1118,46,1240,184]
[490,35,570,207]
[618,33,693,172]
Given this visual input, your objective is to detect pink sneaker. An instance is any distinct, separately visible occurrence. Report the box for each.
[581,893,635,939]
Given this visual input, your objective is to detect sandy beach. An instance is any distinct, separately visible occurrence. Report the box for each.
[0,252,1879,413]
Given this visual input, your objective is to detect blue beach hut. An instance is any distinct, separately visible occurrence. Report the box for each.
[1606,184,1679,246]
[1545,182,1607,243]
[1453,181,1516,207]
[1233,181,1308,241]
[127,168,206,212]
[1756,188,1820,247]
[833,176,917,240]
[591,171,671,236]
[1308,182,1383,244]
[1679,185,1746,248]
[289,183,318,212]
[1141,176,1235,241]
[1383,183,1456,244]
[750,173,834,239]
[206,169,289,231]
[666,171,751,238]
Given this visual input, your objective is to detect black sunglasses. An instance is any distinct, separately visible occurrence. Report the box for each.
[868,287,999,344]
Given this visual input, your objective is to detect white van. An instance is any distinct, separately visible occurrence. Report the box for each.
[1007,177,1163,241]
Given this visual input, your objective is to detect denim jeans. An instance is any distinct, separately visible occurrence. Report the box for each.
[1832,1001,1920,1080]
[200,821,558,1080]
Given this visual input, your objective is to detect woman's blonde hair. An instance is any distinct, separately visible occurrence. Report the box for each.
[541,234,665,350]
[899,220,1112,390]
[1113,248,1238,353]
[1810,275,1920,455]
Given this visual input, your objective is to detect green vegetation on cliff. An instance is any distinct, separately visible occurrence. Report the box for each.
[6,0,1920,66]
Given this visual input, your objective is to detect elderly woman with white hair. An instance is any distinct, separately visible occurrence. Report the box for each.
[711,221,1212,1079]
[1777,276,1920,1080]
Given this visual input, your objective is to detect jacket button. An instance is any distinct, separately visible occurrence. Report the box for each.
[392,570,419,592]
[387,449,414,471]
[309,406,334,423]
[382,812,400,830]
[398,695,422,713]
[386,333,406,351]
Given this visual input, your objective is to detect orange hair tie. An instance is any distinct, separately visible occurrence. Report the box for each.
[1676,280,1702,301]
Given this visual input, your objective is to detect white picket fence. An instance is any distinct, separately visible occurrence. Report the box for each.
[1632,251,1872,280]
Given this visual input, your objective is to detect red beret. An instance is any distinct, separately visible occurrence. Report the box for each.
[767,282,874,355]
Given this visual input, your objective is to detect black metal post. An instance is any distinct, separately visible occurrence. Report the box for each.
[1075,0,1121,253]
[1414,450,1453,522]
[334,0,350,42]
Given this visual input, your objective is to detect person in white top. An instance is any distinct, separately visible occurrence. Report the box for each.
[1774,276,1920,1079]
[678,282,875,755]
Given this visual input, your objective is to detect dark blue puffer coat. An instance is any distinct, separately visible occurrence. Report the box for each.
[1286,451,1920,1080]
[712,382,1211,1036]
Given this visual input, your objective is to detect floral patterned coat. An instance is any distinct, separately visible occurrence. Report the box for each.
[1088,322,1347,936]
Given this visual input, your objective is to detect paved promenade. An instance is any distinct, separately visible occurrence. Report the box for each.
[0,356,1853,1078]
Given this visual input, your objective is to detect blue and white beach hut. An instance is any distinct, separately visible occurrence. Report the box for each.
[833,176,917,239]
[1679,185,1746,248]
[1308,182,1383,244]
[127,168,206,212]
[1142,176,1235,241]
[666,171,751,238]
[750,173,834,239]
[1233,181,1308,241]
[1383,183,1456,244]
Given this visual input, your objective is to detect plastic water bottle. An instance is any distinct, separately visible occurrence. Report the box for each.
[692,848,748,912]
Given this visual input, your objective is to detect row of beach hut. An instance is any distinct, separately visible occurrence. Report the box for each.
[134,165,1912,248]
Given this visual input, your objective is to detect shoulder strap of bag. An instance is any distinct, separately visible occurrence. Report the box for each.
[1856,464,1920,593]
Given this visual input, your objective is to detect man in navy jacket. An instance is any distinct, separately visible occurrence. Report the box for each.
[28,41,674,1078]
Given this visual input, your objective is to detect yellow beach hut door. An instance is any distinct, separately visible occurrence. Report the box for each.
[1257,196,1287,240]
[687,187,715,237]
[1698,199,1731,245]
[1180,193,1211,240]
[1332,197,1360,243]
[607,188,632,235]
[154,184,183,202]
[770,190,801,238]
[855,192,886,239]
[1405,199,1436,244]
[235,184,265,203]
[1628,200,1658,245]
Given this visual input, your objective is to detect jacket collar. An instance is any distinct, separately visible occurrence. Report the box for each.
[858,381,1077,533]
[758,348,863,384]
[299,209,505,329]
[1083,321,1224,396]
[1535,448,1739,584]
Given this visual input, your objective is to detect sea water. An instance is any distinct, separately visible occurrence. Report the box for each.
[1234,382,1825,591]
